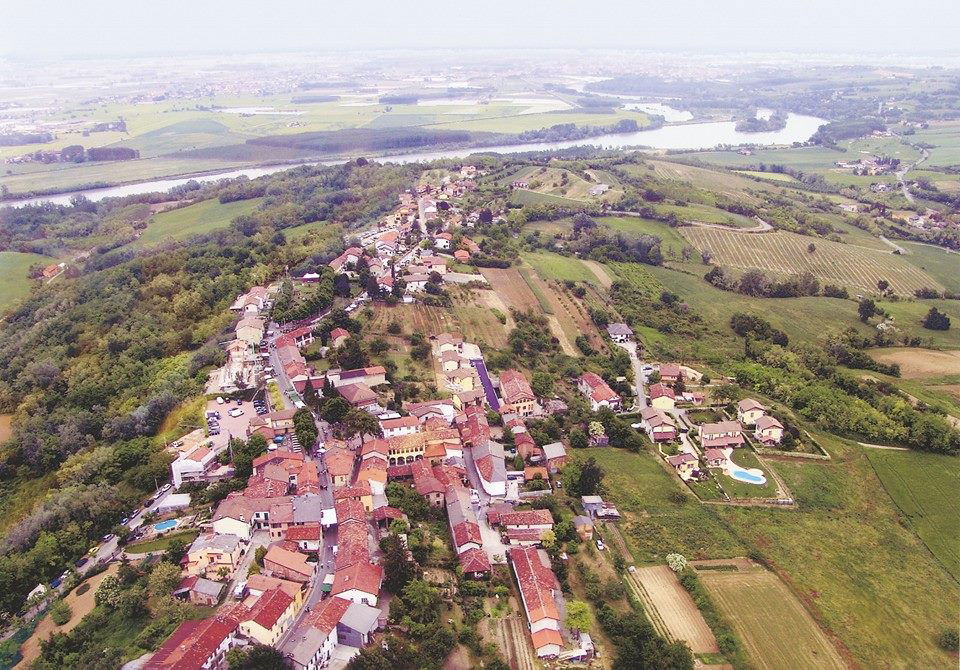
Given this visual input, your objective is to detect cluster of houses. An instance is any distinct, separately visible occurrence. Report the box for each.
[321,170,491,300]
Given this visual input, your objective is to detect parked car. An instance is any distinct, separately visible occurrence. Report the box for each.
[228,408,244,418]
[596,539,606,551]
[102,533,115,542]
[75,557,88,568]
[50,577,63,589]
[119,517,129,525]
[216,397,225,405]
[161,483,172,492]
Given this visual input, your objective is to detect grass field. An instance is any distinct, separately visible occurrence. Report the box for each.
[900,242,960,293]
[697,564,846,670]
[656,203,758,228]
[133,197,264,247]
[869,348,960,378]
[912,121,960,168]
[733,170,798,182]
[502,165,622,203]
[284,220,340,243]
[719,448,780,499]
[680,227,940,295]
[715,435,960,669]
[0,251,50,313]
[597,216,691,258]
[580,448,745,561]
[864,449,960,581]
[874,299,960,349]
[508,188,585,207]
[521,251,596,284]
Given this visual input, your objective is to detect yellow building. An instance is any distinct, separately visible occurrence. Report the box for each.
[184,534,245,580]
[238,587,296,646]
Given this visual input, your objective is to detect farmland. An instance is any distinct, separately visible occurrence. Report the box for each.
[133,197,264,247]
[630,565,718,654]
[0,251,50,313]
[868,348,960,378]
[900,242,960,293]
[733,170,797,182]
[368,298,509,349]
[865,449,960,581]
[656,203,758,228]
[521,251,596,284]
[695,563,846,670]
[680,227,941,295]
[501,165,623,203]
[596,216,690,258]
[715,436,960,669]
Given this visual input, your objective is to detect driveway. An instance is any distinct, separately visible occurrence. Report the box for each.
[616,341,648,410]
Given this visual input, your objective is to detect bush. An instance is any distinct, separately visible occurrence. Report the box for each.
[49,600,72,626]
[75,583,91,596]
[937,628,959,652]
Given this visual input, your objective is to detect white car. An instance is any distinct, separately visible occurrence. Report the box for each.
[228,408,244,418]
[216,396,225,404]
[596,539,606,551]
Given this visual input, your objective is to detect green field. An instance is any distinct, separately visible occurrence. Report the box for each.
[508,188,586,207]
[582,448,745,561]
[864,449,960,581]
[133,197,264,247]
[900,242,960,293]
[284,219,341,244]
[875,298,960,349]
[597,216,691,258]
[715,436,960,669]
[522,251,596,283]
[912,121,960,168]
[719,448,780,499]
[656,203,758,228]
[733,170,798,182]
[0,251,52,313]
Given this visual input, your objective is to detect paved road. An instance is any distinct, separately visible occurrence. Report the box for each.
[615,341,648,411]
[893,140,929,205]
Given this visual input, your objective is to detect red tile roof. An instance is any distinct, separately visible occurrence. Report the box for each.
[499,369,535,404]
[331,562,382,598]
[306,596,352,635]
[285,523,322,542]
[264,545,313,578]
[648,383,676,400]
[459,547,491,574]
[508,546,559,624]
[498,509,553,528]
[244,587,293,630]
[145,614,239,670]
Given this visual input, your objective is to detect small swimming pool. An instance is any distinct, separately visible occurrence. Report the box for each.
[728,464,767,485]
[153,519,179,532]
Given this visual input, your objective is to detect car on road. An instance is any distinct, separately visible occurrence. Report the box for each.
[119,517,129,525]
[596,539,606,551]
[102,533,115,542]
[161,483,172,492]
[75,557,88,568]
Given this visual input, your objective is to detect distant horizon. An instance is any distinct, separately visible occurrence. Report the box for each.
[3,0,960,61]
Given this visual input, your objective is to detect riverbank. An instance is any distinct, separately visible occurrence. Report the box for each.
[1,112,826,207]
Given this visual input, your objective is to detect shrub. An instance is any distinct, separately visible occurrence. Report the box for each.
[937,628,959,652]
[49,600,72,626]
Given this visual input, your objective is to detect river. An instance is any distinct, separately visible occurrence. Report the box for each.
[2,112,824,208]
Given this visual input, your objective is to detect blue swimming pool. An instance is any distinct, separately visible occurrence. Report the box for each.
[728,464,767,485]
[153,519,179,532]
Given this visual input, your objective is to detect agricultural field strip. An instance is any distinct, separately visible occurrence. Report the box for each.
[633,566,719,654]
[700,570,846,670]
[681,228,940,294]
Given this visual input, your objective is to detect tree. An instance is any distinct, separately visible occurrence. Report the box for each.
[49,600,72,625]
[937,628,959,652]
[858,298,877,322]
[336,337,368,370]
[254,545,268,567]
[877,279,890,293]
[531,372,554,397]
[381,534,416,594]
[165,538,187,564]
[341,409,383,440]
[922,307,951,331]
[226,644,288,670]
[148,561,182,597]
[565,600,592,633]
[399,579,441,624]
[569,428,588,450]
[541,529,556,549]
[667,553,687,572]
[807,242,816,253]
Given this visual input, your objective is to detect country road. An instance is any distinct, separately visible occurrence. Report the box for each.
[893,135,930,204]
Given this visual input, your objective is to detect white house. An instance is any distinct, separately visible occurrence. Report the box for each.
[736,398,767,425]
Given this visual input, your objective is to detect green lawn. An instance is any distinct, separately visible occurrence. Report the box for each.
[900,242,960,293]
[522,251,596,283]
[718,448,780,499]
[864,448,960,581]
[125,528,199,553]
[509,188,584,207]
[133,197,264,247]
[0,251,50,313]
[876,298,960,349]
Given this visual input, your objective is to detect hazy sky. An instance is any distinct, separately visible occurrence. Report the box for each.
[3,0,959,58]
